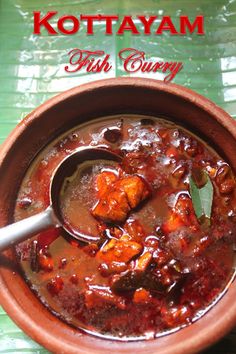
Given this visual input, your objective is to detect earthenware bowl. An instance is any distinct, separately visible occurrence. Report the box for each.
[0,78,236,354]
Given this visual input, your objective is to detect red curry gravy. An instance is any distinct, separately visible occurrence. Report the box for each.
[15,115,236,340]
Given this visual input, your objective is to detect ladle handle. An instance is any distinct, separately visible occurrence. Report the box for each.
[0,207,59,252]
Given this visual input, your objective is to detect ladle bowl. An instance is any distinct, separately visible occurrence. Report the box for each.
[0,147,121,251]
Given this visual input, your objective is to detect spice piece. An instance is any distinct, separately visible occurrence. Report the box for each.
[189,171,213,222]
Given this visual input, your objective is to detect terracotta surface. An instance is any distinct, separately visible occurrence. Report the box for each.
[0,78,236,354]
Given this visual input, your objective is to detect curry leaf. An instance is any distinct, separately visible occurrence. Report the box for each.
[189,171,213,222]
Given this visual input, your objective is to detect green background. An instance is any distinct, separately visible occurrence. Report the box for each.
[0,0,236,352]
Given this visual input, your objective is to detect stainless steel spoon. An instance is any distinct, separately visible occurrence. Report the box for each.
[0,147,121,252]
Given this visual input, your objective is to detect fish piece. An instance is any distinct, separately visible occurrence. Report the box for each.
[92,173,151,224]
[94,171,118,198]
[117,175,150,208]
[84,286,126,310]
[97,237,143,264]
[162,195,198,234]
[92,189,130,223]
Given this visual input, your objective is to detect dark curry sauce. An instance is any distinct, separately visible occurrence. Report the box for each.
[15,115,236,340]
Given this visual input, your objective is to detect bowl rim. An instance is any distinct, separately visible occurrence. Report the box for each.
[0,77,236,354]
[1,77,236,161]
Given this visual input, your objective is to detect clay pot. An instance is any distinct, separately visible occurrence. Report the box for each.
[0,78,236,354]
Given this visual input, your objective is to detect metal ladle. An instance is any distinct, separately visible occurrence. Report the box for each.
[0,147,121,252]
